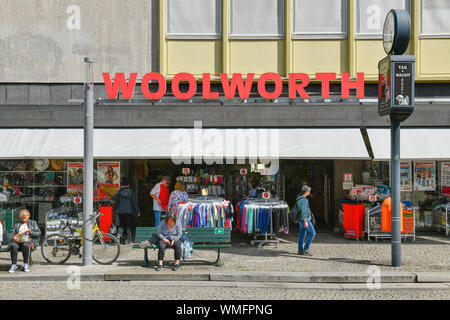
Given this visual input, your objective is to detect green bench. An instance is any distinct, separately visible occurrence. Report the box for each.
[134,227,231,267]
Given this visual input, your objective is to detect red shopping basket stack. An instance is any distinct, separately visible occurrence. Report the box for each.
[343,204,365,240]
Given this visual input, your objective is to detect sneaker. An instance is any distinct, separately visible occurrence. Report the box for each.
[155,264,164,271]
[124,239,131,245]
[139,240,152,249]
[303,250,312,256]
[8,264,18,273]
[297,251,304,255]
[173,264,180,271]
[23,264,30,273]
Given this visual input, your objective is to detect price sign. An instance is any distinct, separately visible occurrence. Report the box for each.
[369,195,377,202]
[262,192,271,199]
[240,169,247,175]
[215,228,224,235]
[182,168,190,175]
[74,197,82,204]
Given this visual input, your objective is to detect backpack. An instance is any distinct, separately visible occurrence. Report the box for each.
[289,201,302,223]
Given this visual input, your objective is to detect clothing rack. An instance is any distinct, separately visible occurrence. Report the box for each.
[176,196,233,229]
[237,198,289,249]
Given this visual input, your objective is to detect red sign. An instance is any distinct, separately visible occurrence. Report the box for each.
[262,192,271,199]
[344,173,353,183]
[103,72,365,101]
[74,197,82,204]
[182,168,190,175]
[240,169,247,175]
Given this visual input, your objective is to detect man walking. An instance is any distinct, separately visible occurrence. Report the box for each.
[297,185,316,256]
[149,176,170,227]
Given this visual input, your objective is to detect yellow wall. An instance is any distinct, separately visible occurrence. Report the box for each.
[160,0,450,82]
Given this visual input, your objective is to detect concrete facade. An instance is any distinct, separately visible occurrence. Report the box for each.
[0,0,158,82]
[0,101,448,128]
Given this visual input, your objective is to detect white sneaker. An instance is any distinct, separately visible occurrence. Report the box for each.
[8,264,18,273]
[23,264,30,272]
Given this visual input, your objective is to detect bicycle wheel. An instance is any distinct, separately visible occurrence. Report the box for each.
[41,233,72,264]
[92,233,120,265]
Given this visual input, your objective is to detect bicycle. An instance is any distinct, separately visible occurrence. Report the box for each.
[41,212,120,265]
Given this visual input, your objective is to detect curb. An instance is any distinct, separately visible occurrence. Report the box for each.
[0,271,449,285]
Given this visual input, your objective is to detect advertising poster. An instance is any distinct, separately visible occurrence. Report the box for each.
[97,162,120,198]
[67,162,84,192]
[400,162,412,191]
[414,162,436,191]
[441,162,450,188]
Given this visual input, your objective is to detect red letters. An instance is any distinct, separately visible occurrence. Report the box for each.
[316,73,336,99]
[172,73,197,100]
[141,72,166,100]
[202,73,219,99]
[342,72,365,99]
[103,73,137,99]
[220,73,254,99]
[288,73,310,99]
[102,72,366,101]
[258,73,283,99]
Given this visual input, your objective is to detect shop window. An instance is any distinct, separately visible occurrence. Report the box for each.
[229,0,284,38]
[166,0,221,39]
[292,0,347,39]
[420,0,450,37]
[356,0,410,38]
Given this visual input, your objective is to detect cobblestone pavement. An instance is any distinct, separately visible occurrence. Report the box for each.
[0,281,448,300]
[0,231,448,273]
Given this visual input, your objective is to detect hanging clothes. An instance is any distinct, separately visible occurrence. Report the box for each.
[236,200,290,235]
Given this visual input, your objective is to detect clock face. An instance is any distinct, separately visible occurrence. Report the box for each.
[383,11,395,54]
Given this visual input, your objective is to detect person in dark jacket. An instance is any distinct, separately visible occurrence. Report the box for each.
[296,185,316,256]
[8,209,41,273]
[113,177,141,244]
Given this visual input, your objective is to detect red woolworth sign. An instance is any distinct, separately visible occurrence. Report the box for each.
[102,72,365,100]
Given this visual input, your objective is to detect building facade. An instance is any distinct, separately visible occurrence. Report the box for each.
[0,0,449,232]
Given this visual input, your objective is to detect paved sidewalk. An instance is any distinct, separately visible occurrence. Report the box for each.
[0,231,449,283]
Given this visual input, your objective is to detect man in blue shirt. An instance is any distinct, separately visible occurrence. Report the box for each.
[297,185,316,256]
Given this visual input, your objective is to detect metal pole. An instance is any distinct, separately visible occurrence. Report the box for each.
[83,57,94,266]
[391,118,401,267]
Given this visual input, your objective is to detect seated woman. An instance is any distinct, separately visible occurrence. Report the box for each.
[155,214,182,271]
[8,209,41,273]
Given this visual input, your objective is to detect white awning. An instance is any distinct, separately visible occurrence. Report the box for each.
[0,128,370,160]
[367,128,450,160]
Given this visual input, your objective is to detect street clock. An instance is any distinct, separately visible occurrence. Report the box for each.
[383,9,411,55]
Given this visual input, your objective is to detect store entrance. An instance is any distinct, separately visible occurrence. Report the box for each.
[281,160,334,231]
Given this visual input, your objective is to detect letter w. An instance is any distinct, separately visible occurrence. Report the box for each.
[221,73,254,99]
[103,73,137,99]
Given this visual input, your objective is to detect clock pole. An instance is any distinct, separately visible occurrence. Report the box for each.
[379,9,414,267]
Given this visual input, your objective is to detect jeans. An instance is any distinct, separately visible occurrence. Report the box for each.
[298,220,316,252]
[157,239,182,261]
[154,211,162,228]
[10,242,32,265]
